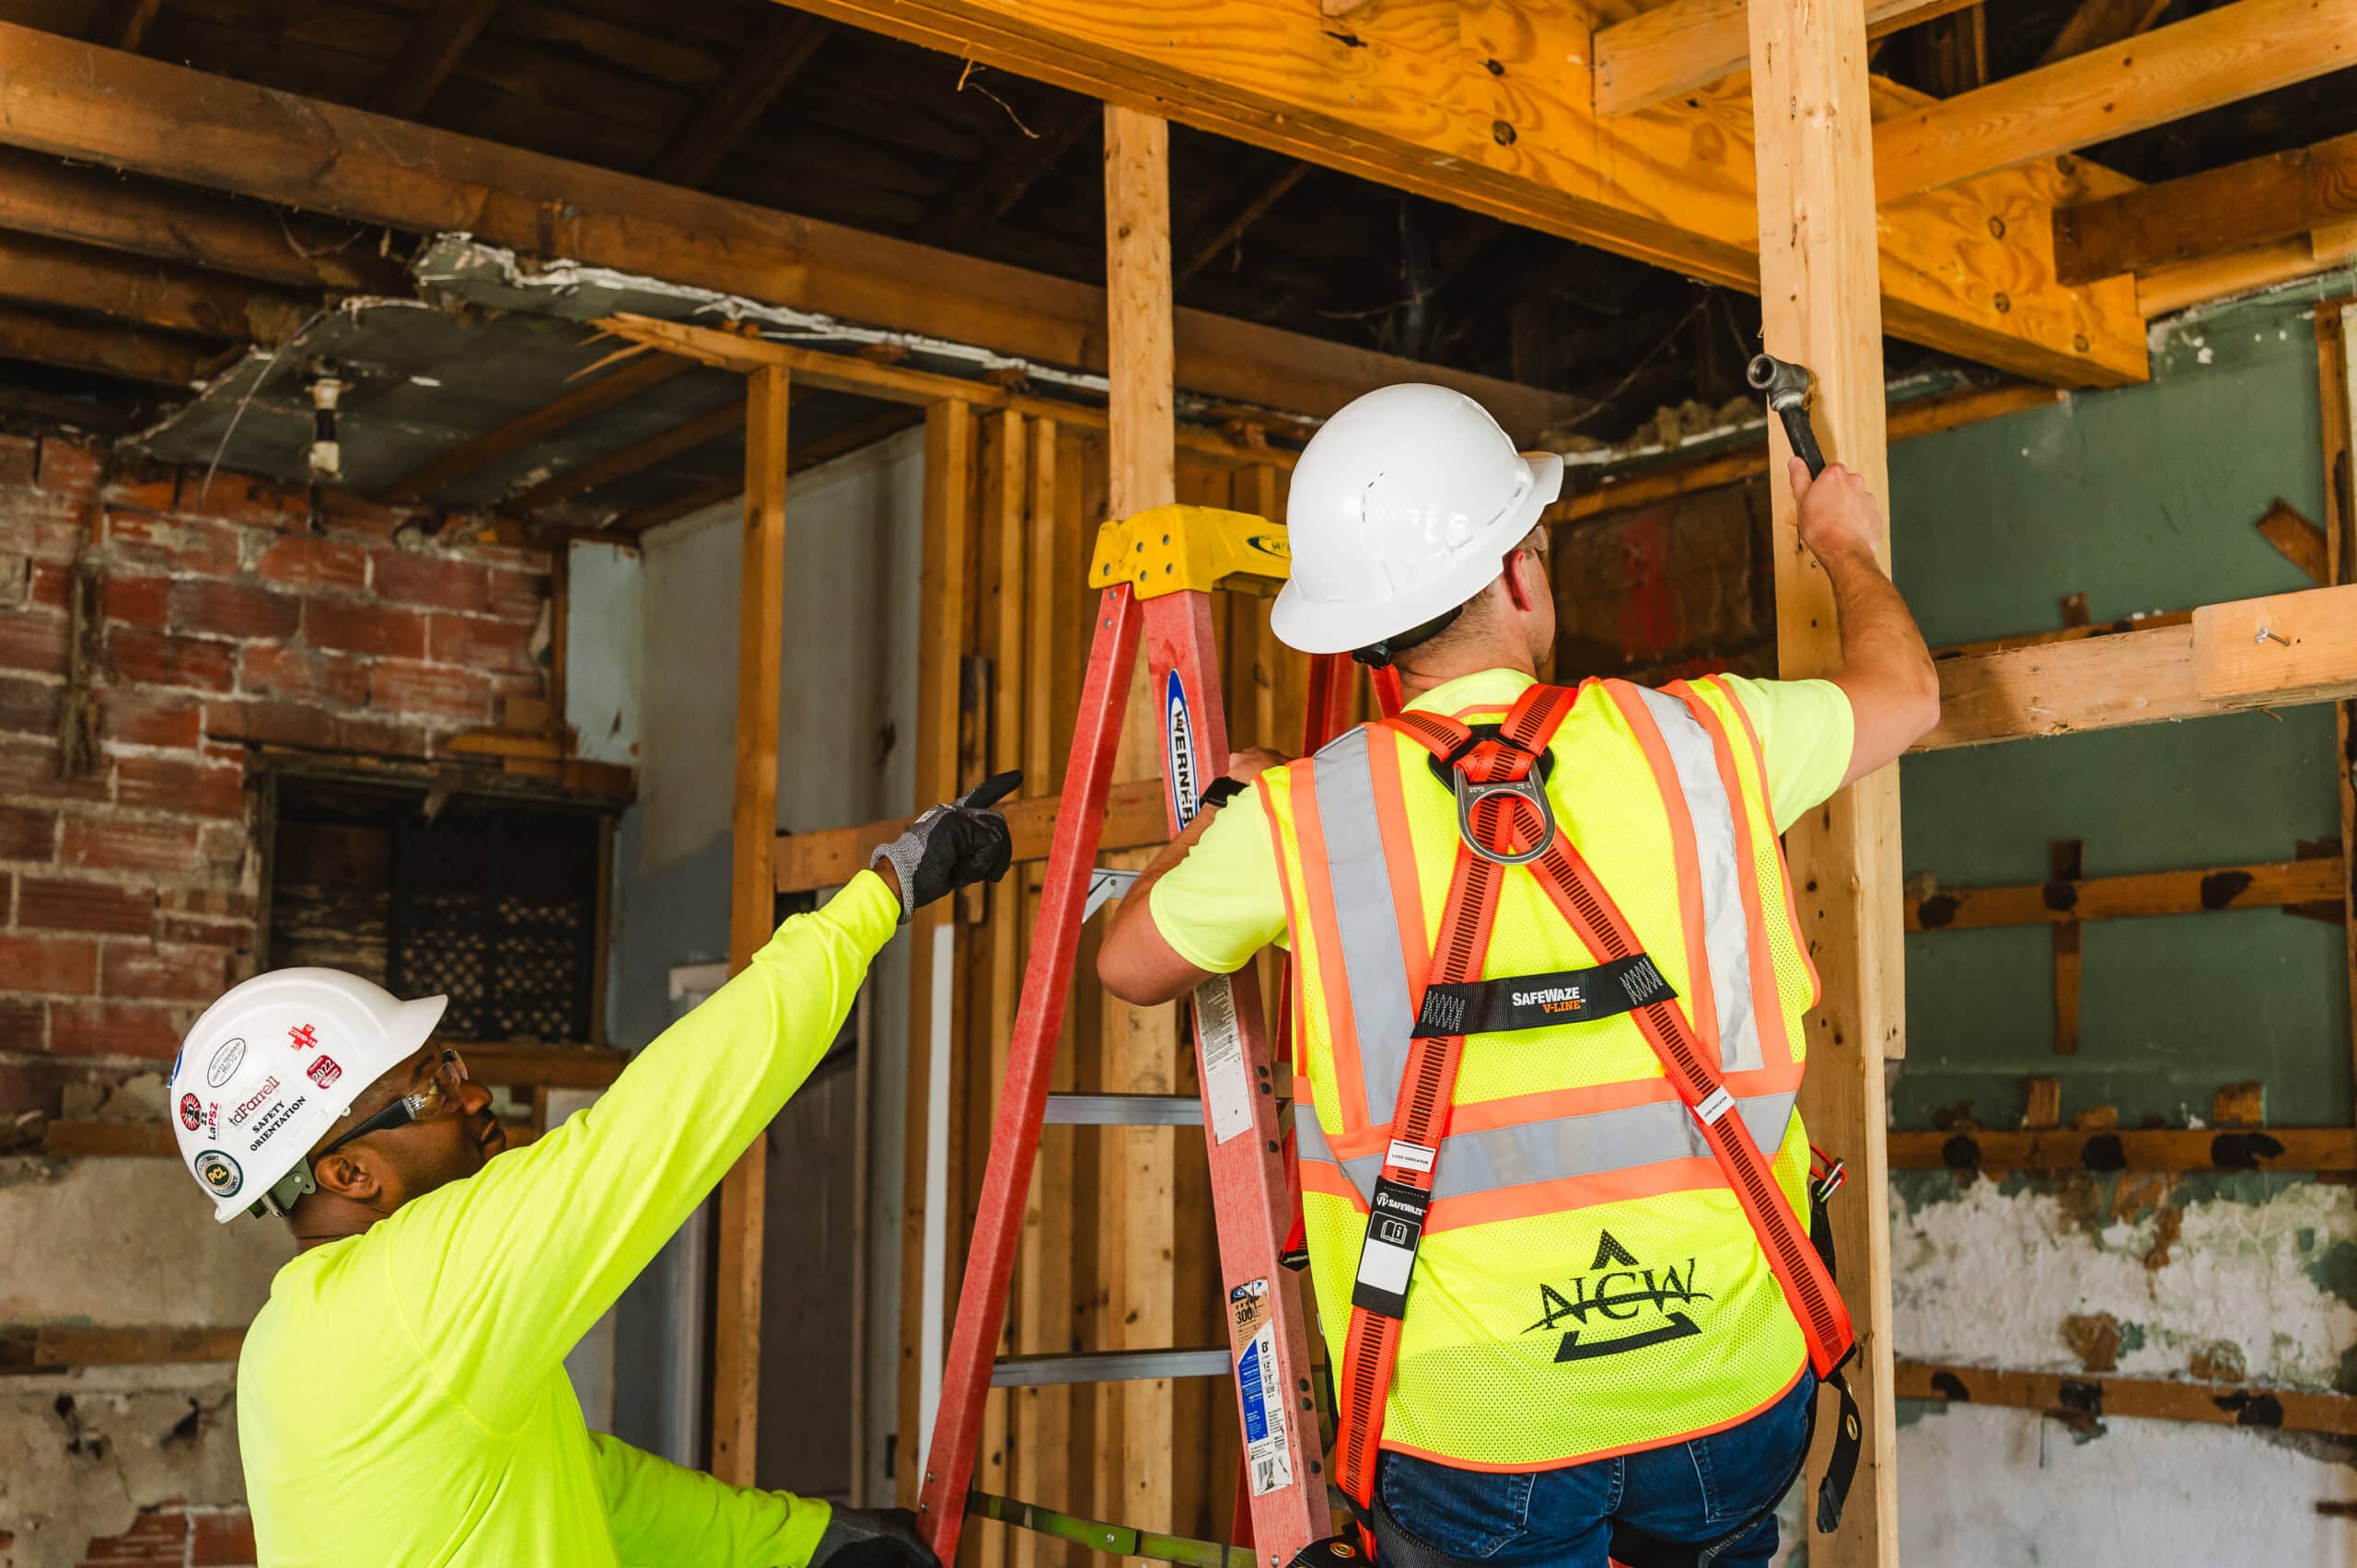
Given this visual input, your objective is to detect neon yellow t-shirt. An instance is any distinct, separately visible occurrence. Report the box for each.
[1148,668,1852,974]
[237,872,901,1568]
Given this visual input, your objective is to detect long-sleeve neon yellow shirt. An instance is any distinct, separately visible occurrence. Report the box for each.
[236,871,901,1567]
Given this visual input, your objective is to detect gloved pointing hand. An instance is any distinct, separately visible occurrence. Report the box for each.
[871,771,1020,924]
[808,1505,940,1568]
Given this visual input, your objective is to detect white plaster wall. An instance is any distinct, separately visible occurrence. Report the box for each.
[566,539,642,767]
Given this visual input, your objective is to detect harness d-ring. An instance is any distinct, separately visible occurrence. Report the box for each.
[1454,770,1556,865]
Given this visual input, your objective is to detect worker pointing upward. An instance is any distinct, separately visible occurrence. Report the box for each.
[168,778,1019,1568]
[1098,384,1939,1568]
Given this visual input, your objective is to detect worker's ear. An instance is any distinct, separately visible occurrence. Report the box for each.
[309,1149,386,1205]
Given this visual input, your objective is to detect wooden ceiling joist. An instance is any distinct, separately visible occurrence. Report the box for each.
[0,26,1574,434]
[1176,162,1312,287]
[651,14,830,189]
[0,151,404,296]
[377,0,504,121]
[1594,0,1980,116]
[2055,130,2357,285]
[0,231,311,343]
[1875,0,2357,203]
[508,396,753,513]
[0,304,222,386]
[385,353,693,504]
[777,0,2145,387]
[2038,0,2177,66]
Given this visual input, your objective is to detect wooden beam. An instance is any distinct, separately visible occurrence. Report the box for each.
[1914,4,1989,98]
[650,15,830,189]
[2055,130,2357,285]
[776,0,2145,387]
[0,150,403,295]
[2039,0,2176,66]
[713,365,791,1487]
[1907,856,2343,931]
[2316,301,2357,1135]
[2136,221,2357,318]
[507,398,749,513]
[1596,0,1980,115]
[0,1325,242,1371]
[1175,161,1311,287]
[377,0,503,120]
[96,0,165,52]
[1920,583,2357,749]
[1746,0,1899,1556]
[1875,0,2357,203]
[0,230,311,343]
[384,353,692,505]
[1931,607,2190,661]
[0,26,1579,432]
[1894,1360,2357,1436]
[1890,1126,2357,1173]
[2255,497,2330,586]
[1549,380,2062,524]
[779,778,1166,893]
[0,304,220,386]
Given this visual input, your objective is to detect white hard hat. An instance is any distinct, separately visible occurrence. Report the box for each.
[168,969,446,1224]
[1271,384,1563,656]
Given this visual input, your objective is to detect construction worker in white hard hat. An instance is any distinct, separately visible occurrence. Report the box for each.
[1098,383,1940,1568]
[169,775,1021,1568]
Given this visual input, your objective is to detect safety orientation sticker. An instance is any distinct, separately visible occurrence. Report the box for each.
[1227,1279,1295,1497]
[1191,975,1254,1144]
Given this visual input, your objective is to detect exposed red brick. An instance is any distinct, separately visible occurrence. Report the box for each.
[75,1505,258,1567]
[0,609,65,677]
[367,660,495,726]
[0,738,109,802]
[102,472,180,514]
[102,510,242,576]
[61,815,200,876]
[485,566,546,621]
[192,472,310,533]
[0,674,59,734]
[169,578,300,642]
[108,628,236,692]
[370,550,492,613]
[304,598,426,658]
[161,884,250,920]
[203,696,340,751]
[0,804,54,859]
[97,686,203,749]
[160,913,254,948]
[197,821,244,868]
[239,643,367,707]
[102,573,170,629]
[101,941,229,1002]
[0,433,36,488]
[35,436,103,497]
[27,559,68,610]
[334,714,433,758]
[259,533,370,594]
[0,997,42,1051]
[18,876,154,935]
[115,751,247,819]
[49,998,181,1059]
[0,493,92,562]
[427,613,539,675]
[0,931,98,993]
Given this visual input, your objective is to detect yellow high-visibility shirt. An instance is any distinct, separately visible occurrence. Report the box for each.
[1148,669,1852,974]
[237,871,901,1568]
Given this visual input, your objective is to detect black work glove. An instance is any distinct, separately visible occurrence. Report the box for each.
[809,1505,940,1568]
[871,771,1019,924]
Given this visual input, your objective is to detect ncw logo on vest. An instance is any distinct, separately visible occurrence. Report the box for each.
[1521,1230,1713,1364]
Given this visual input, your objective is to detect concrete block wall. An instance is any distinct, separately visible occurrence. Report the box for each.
[0,433,557,1568]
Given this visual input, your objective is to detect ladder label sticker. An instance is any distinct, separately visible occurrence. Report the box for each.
[1384,1139,1436,1174]
[1166,669,1202,825]
[1227,1279,1295,1497]
[1192,975,1254,1144]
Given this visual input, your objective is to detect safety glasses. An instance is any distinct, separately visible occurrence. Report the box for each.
[317,1049,470,1160]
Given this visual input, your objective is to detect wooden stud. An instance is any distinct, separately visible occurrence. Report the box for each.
[1596,0,1982,115]
[2255,498,2331,587]
[1889,1126,2357,1172]
[1745,0,1899,1557]
[650,15,830,190]
[713,364,791,1487]
[1875,0,2357,203]
[0,25,1578,435]
[2023,1076,2062,1131]
[1895,1360,2357,1436]
[377,0,502,120]
[0,304,220,386]
[1913,4,1989,98]
[2050,840,2084,1057]
[2211,1081,2266,1128]
[1906,855,2343,931]
[2317,299,2357,1134]
[386,354,693,505]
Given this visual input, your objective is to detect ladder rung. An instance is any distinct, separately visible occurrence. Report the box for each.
[1043,1093,1204,1126]
[991,1348,1232,1388]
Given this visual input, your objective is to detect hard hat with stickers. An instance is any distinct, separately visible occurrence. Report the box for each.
[167,969,447,1224]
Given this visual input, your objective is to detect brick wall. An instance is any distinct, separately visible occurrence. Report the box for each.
[0,434,554,1096]
[1551,478,1776,685]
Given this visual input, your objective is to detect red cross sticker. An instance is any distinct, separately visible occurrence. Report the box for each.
[288,1024,318,1050]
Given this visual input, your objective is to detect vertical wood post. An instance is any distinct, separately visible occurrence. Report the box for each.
[2316,303,2357,1115]
[1743,2,1901,1562]
[714,363,791,1485]
[1102,100,1183,1539]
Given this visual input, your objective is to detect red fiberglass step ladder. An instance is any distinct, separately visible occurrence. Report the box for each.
[915,503,1400,1568]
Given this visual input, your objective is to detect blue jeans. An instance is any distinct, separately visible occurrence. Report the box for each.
[1373,1371,1814,1568]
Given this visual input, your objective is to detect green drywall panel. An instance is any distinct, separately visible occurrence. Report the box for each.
[1886,284,2352,1130]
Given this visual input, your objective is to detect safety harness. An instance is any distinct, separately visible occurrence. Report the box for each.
[1317,683,1861,1567]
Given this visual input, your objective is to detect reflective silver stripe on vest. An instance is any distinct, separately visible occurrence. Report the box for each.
[1295,1092,1798,1209]
[1309,726,1418,1125]
[1631,687,1763,1075]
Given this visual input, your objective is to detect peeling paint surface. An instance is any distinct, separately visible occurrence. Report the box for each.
[0,1372,245,1568]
